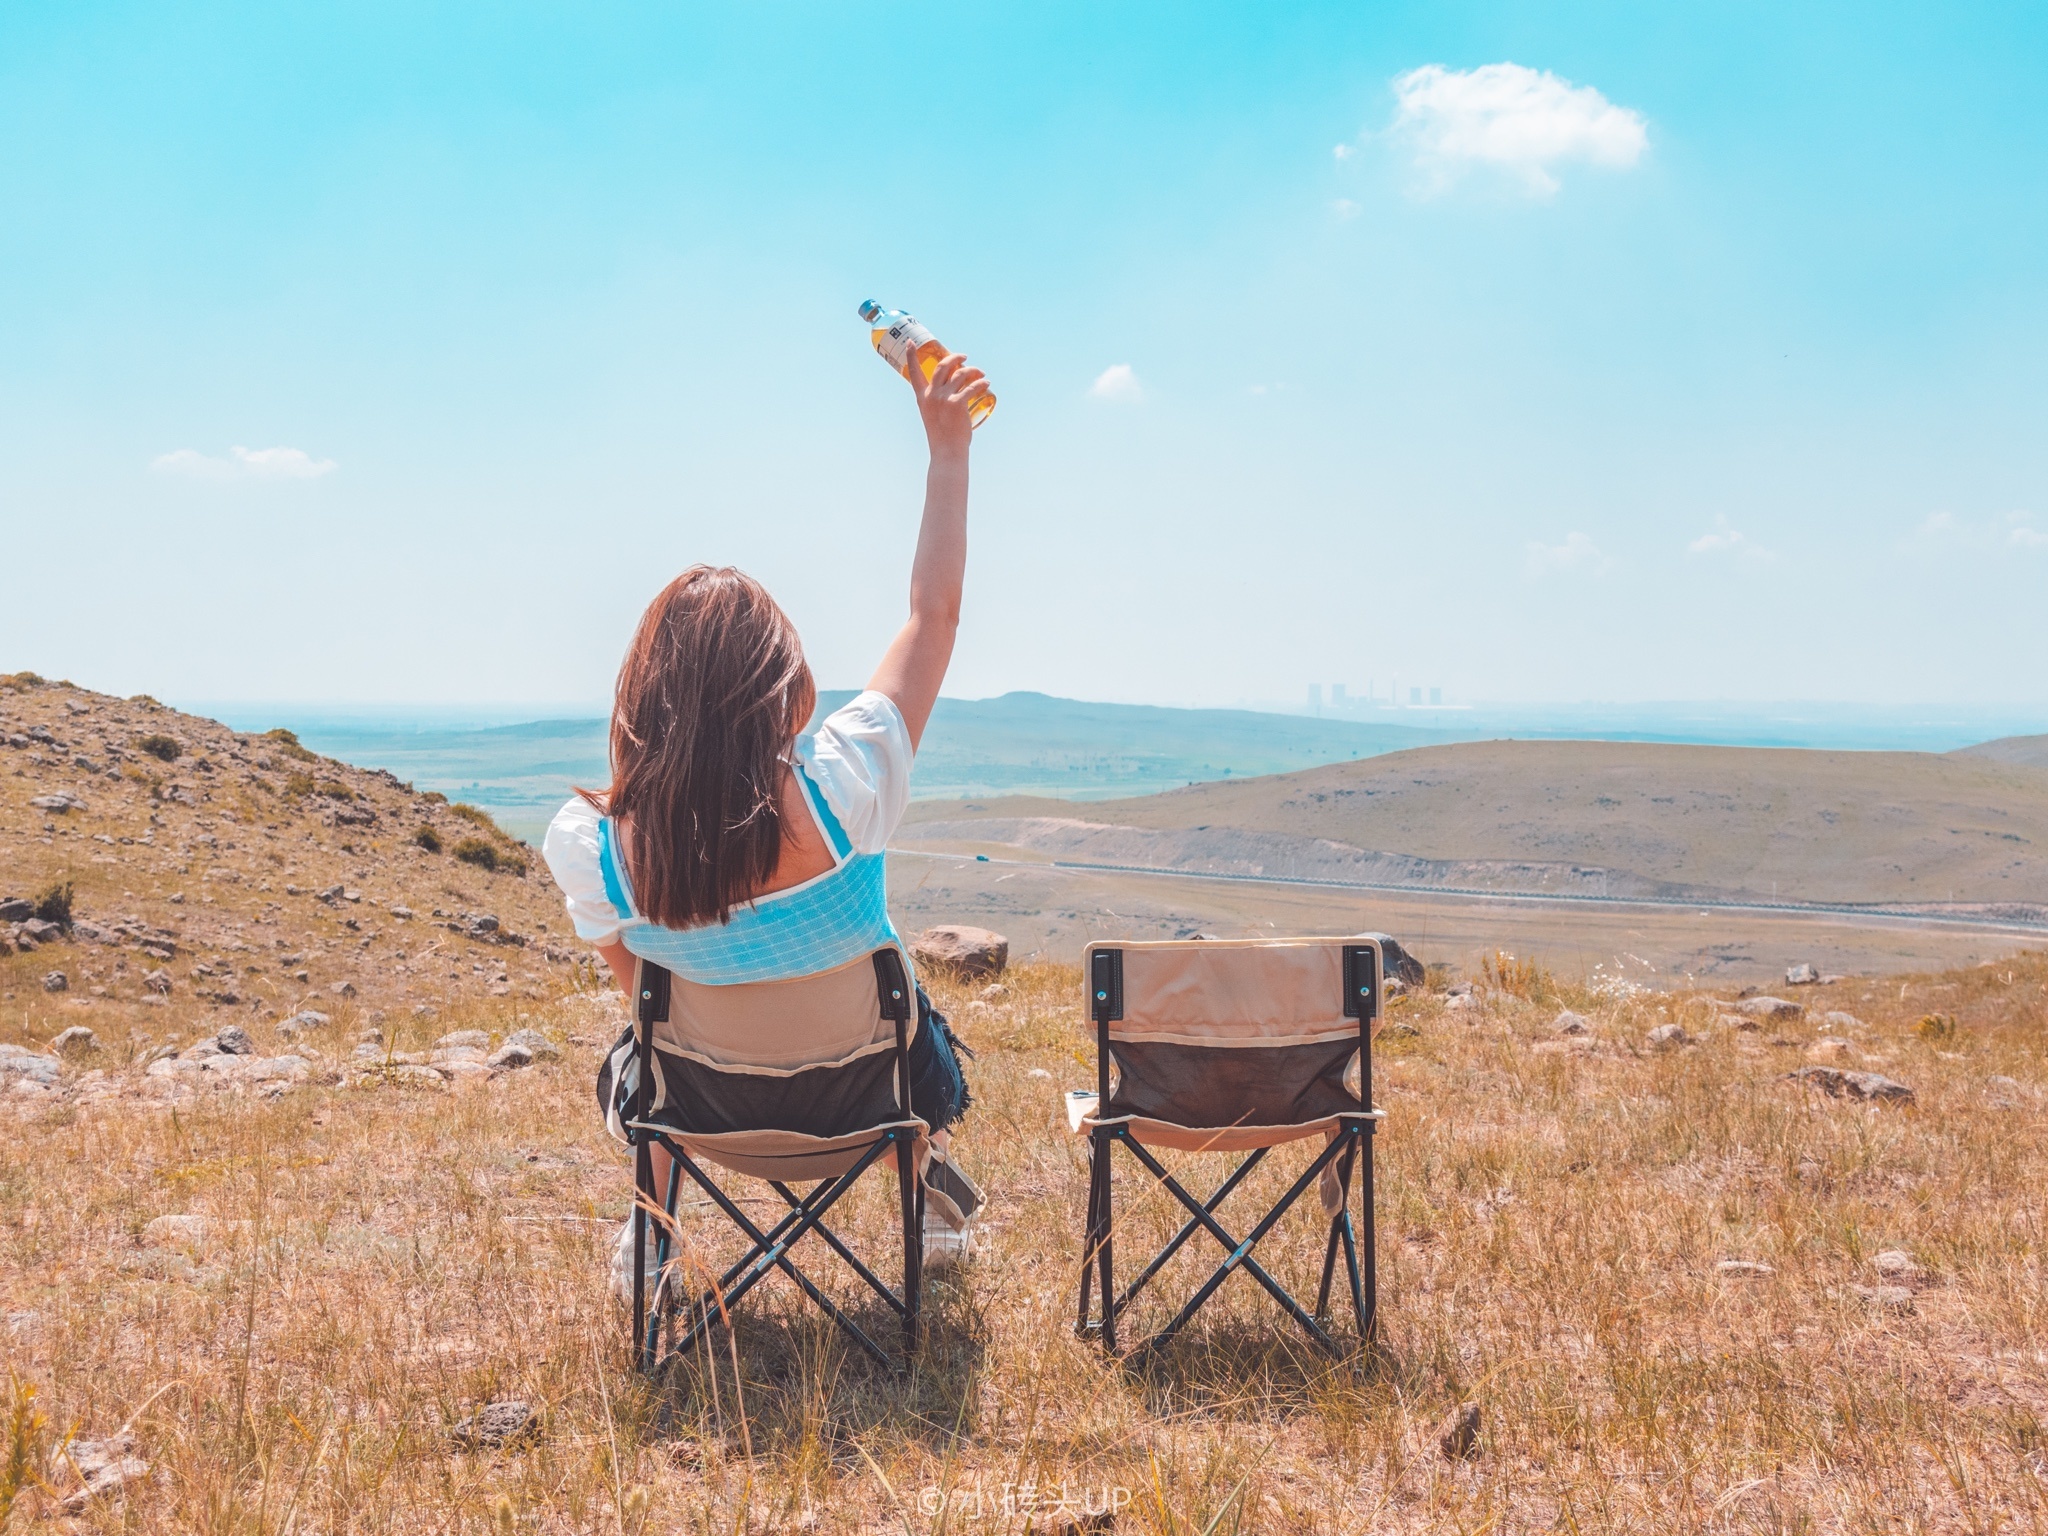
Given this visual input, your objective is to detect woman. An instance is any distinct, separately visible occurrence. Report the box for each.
[542,348,991,1293]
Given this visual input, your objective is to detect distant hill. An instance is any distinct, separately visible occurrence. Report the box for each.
[1955,734,2048,769]
[900,738,2048,910]
[268,693,1457,842]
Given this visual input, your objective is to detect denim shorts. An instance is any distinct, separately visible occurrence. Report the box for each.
[907,986,973,1133]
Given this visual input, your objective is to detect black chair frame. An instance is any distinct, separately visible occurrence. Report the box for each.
[1075,943,1380,1361]
[627,950,926,1374]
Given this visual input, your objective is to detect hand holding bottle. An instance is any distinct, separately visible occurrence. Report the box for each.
[859,300,996,434]
[905,349,989,454]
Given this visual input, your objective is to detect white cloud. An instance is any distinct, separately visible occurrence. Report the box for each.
[1525,531,1613,578]
[151,445,338,481]
[1331,197,1362,220]
[1088,364,1144,403]
[1389,62,1648,196]
[1687,516,1773,562]
[1332,143,1355,161]
[1908,509,2044,551]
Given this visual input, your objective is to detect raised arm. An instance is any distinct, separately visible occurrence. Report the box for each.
[866,351,988,749]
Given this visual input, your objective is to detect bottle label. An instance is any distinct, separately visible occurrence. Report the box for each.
[873,316,935,374]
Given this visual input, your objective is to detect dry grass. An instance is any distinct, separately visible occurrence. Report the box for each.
[5,944,2048,1532]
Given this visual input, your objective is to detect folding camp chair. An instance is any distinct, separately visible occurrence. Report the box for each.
[607,945,933,1373]
[1072,937,1383,1360]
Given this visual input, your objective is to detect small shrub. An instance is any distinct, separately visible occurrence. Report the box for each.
[415,826,444,854]
[262,727,315,762]
[420,791,448,805]
[30,880,73,929]
[1915,1012,1958,1042]
[283,772,315,798]
[452,837,500,871]
[0,672,44,690]
[316,780,354,802]
[450,802,497,830]
[136,733,182,763]
[1483,949,1551,1001]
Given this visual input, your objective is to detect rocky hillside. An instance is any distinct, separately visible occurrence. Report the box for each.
[1,673,590,1037]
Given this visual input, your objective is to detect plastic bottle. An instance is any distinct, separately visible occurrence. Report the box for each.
[858,301,996,428]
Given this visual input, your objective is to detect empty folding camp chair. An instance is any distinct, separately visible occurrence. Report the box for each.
[1071,937,1383,1359]
[604,945,935,1372]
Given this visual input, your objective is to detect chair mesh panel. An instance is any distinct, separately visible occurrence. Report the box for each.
[645,1044,902,1140]
[1103,1037,1359,1132]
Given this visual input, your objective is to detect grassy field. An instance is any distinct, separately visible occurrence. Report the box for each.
[10,675,2048,1531]
[8,937,2048,1530]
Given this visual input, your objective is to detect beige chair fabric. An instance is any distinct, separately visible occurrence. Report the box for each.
[1077,937,1384,1215]
[624,946,930,1182]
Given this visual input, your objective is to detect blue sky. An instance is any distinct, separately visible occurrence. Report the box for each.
[2,1,2044,710]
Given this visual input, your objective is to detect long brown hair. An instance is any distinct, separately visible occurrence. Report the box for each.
[585,566,816,928]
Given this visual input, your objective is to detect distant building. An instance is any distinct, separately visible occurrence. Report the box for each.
[1332,683,1347,707]
[1409,686,1422,705]
[1430,687,1442,706]
[1307,683,1322,716]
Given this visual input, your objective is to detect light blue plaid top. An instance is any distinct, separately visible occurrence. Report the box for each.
[594,762,901,986]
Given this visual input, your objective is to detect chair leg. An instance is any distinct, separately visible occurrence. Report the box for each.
[1096,1129,1118,1354]
[896,1129,921,1361]
[641,1154,683,1368]
[1077,1130,1103,1336]
[1358,1125,1377,1344]
[632,1135,652,1372]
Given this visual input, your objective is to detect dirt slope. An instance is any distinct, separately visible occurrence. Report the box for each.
[1,673,584,1026]
[901,738,2048,907]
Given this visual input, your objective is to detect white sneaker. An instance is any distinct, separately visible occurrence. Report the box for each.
[609,1217,660,1304]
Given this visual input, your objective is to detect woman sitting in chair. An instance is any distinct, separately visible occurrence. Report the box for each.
[541,348,990,1296]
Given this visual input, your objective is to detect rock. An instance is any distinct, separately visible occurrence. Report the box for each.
[30,792,84,813]
[317,885,345,903]
[429,1045,489,1066]
[487,1042,535,1070]
[331,980,357,999]
[1851,1283,1916,1313]
[1720,1013,1759,1032]
[0,898,30,922]
[1645,1023,1690,1049]
[1027,1068,1052,1080]
[0,1046,61,1086]
[1786,1066,1915,1104]
[1383,977,1408,998]
[1819,1010,1865,1031]
[357,1026,384,1046]
[1738,996,1803,1023]
[451,1400,539,1451]
[143,1213,211,1246]
[1872,1249,1924,1281]
[1351,932,1427,988]
[142,969,172,994]
[1438,1402,1481,1461]
[21,919,63,944]
[978,983,1010,1002]
[293,1010,332,1030]
[1445,992,1478,1013]
[57,1432,149,1513]
[51,1026,97,1054]
[909,925,1009,980]
[502,1028,561,1060]
[42,970,69,993]
[1717,1259,1775,1277]
[1553,1010,1591,1036]
[441,1059,496,1090]
[1381,1019,1422,1040]
[434,1029,491,1051]
[214,1025,255,1055]
[1806,1036,1857,1061]
[390,905,414,919]
[1786,963,1819,985]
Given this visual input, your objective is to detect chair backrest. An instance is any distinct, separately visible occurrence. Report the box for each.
[648,944,918,1069]
[614,946,925,1179]
[1082,937,1381,1148]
